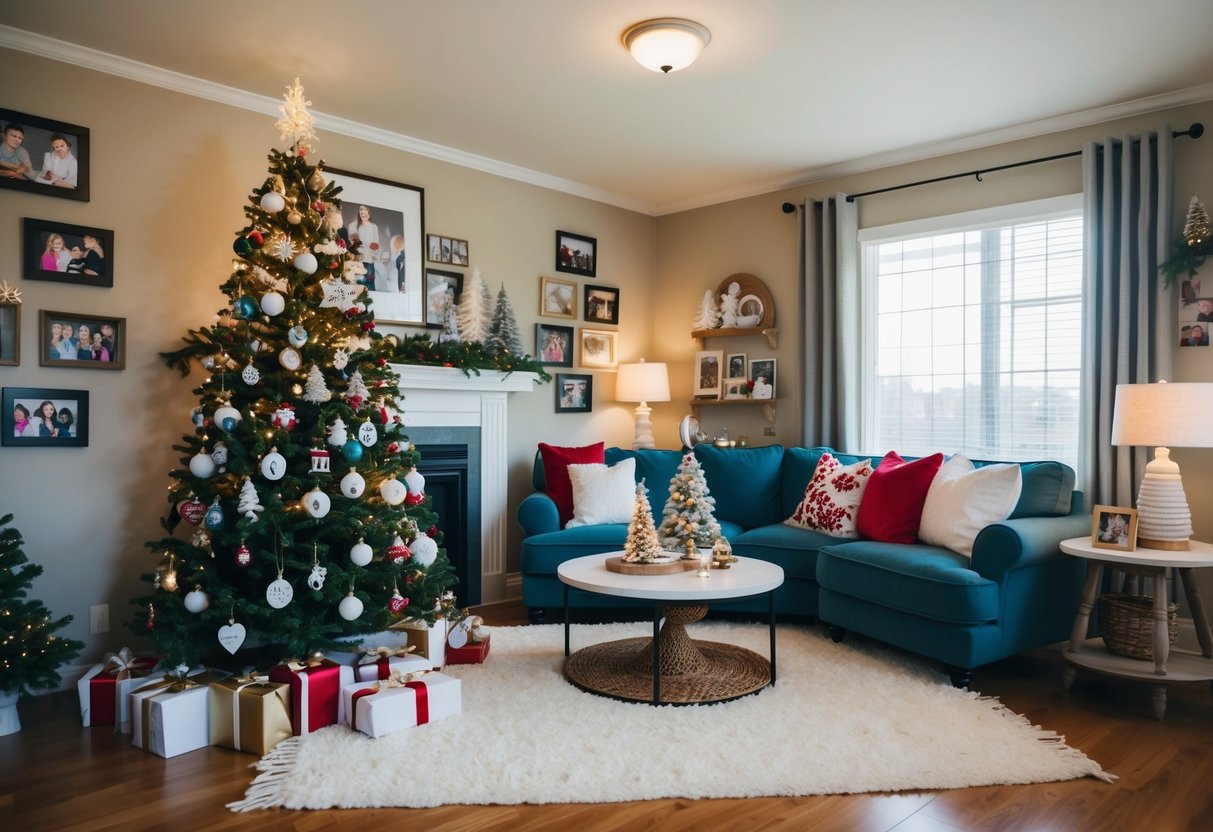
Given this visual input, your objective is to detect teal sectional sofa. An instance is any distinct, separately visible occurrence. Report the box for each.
[517,444,1089,686]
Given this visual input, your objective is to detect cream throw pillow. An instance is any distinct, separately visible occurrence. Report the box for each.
[564,458,637,528]
[918,454,1022,556]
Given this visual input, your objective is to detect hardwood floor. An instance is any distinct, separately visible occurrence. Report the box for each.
[3,600,1212,831]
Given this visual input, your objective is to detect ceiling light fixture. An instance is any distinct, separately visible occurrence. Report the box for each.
[622,18,711,74]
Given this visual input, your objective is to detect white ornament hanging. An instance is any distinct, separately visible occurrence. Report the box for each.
[320,278,363,310]
[270,235,297,262]
[308,563,328,591]
[332,348,350,370]
[213,402,242,432]
[379,477,407,506]
[238,476,264,521]
[349,539,373,566]
[278,347,302,371]
[189,451,217,479]
[293,252,318,275]
[303,364,332,403]
[302,487,332,518]
[403,467,426,494]
[338,592,364,621]
[272,403,297,431]
[211,441,229,469]
[259,191,286,212]
[260,291,285,316]
[183,586,210,614]
[411,535,438,567]
[327,417,348,447]
[266,573,294,609]
[218,618,247,654]
[288,326,309,347]
[447,620,469,649]
[357,421,378,447]
[260,448,287,481]
[340,468,366,498]
[241,362,261,385]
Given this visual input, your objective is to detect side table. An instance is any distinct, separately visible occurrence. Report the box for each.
[1059,536,1213,719]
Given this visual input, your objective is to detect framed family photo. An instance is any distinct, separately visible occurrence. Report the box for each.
[555,373,592,414]
[424,268,462,329]
[3,387,89,447]
[579,328,618,370]
[0,108,89,202]
[555,230,596,277]
[0,294,19,366]
[749,357,776,400]
[725,352,747,381]
[39,310,126,370]
[536,323,574,367]
[426,234,468,266]
[1091,505,1138,551]
[540,275,576,319]
[583,284,619,325]
[325,167,425,325]
[22,218,113,288]
[693,350,724,398]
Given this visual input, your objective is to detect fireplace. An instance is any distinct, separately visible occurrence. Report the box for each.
[408,428,481,606]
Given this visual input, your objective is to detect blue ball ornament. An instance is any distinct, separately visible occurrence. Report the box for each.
[204,500,225,531]
[342,439,364,462]
[222,416,237,431]
[234,296,258,319]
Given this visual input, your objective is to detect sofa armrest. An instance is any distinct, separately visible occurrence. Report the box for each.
[518,492,560,538]
[969,512,1091,580]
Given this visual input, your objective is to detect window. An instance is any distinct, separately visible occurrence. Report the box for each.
[858,195,1083,468]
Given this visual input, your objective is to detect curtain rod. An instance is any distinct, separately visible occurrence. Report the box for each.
[842,123,1203,203]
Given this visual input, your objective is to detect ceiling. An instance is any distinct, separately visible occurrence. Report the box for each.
[3,1,1213,215]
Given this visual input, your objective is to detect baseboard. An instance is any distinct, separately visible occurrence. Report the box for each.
[504,571,522,601]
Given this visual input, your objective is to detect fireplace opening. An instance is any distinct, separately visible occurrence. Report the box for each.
[409,428,481,606]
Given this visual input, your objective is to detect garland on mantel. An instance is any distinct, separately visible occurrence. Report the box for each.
[390,333,551,382]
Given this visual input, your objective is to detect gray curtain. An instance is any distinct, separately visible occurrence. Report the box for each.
[1080,127,1174,506]
[801,193,859,449]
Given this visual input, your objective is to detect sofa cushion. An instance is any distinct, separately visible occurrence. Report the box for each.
[731,523,843,582]
[565,458,637,528]
[1006,461,1075,518]
[604,447,683,518]
[785,451,874,538]
[817,540,1000,624]
[855,451,944,543]
[919,454,1022,556]
[694,443,785,529]
[538,442,605,527]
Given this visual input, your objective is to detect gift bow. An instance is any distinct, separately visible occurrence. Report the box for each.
[102,647,152,681]
[375,668,433,690]
[234,672,270,686]
[283,653,329,672]
[355,645,416,666]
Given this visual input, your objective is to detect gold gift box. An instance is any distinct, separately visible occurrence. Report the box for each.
[208,677,293,756]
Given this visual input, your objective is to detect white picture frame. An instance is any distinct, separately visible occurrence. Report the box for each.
[693,350,724,398]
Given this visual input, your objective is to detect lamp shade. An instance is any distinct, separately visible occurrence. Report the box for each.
[1111,382,1213,448]
[623,18,711,74]
[616,360,670,403]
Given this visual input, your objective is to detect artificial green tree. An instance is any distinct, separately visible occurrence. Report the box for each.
[658,453,722,552]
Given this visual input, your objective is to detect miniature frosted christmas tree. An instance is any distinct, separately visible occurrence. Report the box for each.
[456,267,493,343]
[302,363,333,403]
[1185,196,1211,246]
[485,284,524,356]
[659,453,723,551]
[621,482,665,563]
[344,369,370,406]
[237,477,264,521]
[692,288,721,330]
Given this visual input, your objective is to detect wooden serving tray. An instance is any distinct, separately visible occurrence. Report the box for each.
[604,556,699,575]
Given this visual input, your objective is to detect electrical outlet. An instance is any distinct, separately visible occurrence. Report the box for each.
[89,604,109,635]
[763,426,776,436]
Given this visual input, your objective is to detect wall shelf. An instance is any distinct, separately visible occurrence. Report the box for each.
[691,326,778,350]
[690,397,776,424]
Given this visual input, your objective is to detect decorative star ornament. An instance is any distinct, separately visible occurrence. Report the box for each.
[275,77,318,154]
[269,235,298,262]
[319,278,366,309]
[0,280,22,304]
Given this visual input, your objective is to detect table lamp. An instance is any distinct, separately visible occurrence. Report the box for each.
[616,359,670,450]
[1111,381,1213,550]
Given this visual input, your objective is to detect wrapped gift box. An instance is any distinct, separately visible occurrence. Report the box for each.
[445,634,491,665]
[130,679,212,758]
[352,647,433,682]
[342,671,461,738]
[268,658,354,735]
[76,648,159,728]
[393,619,447,668]
[209,675,293,756]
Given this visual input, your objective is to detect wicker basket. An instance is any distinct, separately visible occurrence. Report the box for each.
[1097,593,1178,660]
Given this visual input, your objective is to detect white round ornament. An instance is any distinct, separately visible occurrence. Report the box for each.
[379,477,407,506]
[241,362,261,385]
[302,487,331,518]
[293,252,318,275]
[349,539,373,566]
[410,535,438,567]
[218,619,246,654]
[259,191,285,212]
[288,326,308,347]
[183,586,210,614]
[447,621,469,649]
[279,348,302,371]
[260,291,285,316]
[403,467,425,493]
[357,421,378,447]
[338,592,364,621]
[214,403,242,431]
[340,468,366,498]
[308,563,328,590]
[210,441,229,468]
[260,448,287,480]
[332,348,350,370]
[189,451,217,479]
[266,575,294,609]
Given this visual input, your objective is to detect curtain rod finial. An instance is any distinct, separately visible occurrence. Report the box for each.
[781,202,796,214]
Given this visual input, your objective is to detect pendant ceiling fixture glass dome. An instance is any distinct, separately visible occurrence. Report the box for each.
[622,18,711,74]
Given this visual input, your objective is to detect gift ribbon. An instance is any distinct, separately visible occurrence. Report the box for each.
[275,658,341,734]
[135,671,213,750]
[356,645,417,680]
[230,674,271,753]
[349,670,432,734]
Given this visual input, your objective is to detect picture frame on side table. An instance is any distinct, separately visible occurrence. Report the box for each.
[749,357,776,400]
[39,310,126,370]
[583,284,619,325]
[2,386,89,447]
[555,230,596,277]
[424,269,463,329]
[536,323,574,367]
[579,328,618,370]
[325,167,424,325]
[22,218,113,288]
[0,292,19,366]
[555,373,592,413]
[693,350,724,399]
[540,275,576,319]
[1091,505,1138,551]
[0,108,90,202]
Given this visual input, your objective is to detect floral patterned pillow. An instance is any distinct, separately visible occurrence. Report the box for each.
[784,452,874,538]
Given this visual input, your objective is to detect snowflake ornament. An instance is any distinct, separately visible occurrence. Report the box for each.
[320,278,365,309]
[269,235,298,262]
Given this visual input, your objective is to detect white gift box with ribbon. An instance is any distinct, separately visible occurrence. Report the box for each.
[342,670,461,738]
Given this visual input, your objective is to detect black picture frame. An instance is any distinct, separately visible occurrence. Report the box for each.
[0,108,89,201]
[556,230,596,277]
[0,298,19,366]
[22,218,113,288]
[39,310,126,370]
[425,268,463,329]
[555,373,592,413]
[3,387,89,447]
[583,284,619,325]
[536,323,574,367]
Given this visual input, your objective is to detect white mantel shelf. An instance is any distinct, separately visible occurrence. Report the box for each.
[389,363,540,604]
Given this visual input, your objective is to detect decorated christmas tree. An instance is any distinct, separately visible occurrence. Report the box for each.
[621,482,665,563]
[455,267,493,343]
[0,514,83,698]
[485,284,524,356]
[1184,195,1210,246]
[133,81,456,666]
[658,453,722,551]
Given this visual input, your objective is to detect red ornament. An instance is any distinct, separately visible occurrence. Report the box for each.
[404,491,425,507]
[337,238,347,249]
[387,442,400,454]
[377,358,387,367]
[344,307,359,319]
[405,573,415,584]
[178,496,206,526]
[298,146,308,158]
[388,592,408,614]
[348,395,365,408]
[248,230,264,246]
[386,538,411,564]
[426,525,438,539]
[272,403,297,431]
[235,542,252,568]
[311,200,325,212]
[362,321,374,331]
[329,260,339,270]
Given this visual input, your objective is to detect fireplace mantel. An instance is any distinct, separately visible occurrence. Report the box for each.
[389,363,540,603]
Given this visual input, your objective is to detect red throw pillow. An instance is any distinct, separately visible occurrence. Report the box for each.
[855,451,944,544]
[538,442,605,527]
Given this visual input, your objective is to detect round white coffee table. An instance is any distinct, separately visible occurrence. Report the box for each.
[557,553,784,705]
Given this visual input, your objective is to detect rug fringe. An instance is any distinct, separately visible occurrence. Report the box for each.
[974,695,1117,784]
[226,736,301,812]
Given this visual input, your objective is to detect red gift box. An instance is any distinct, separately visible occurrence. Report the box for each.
[268,657,354,735]
[445,634,491,665]
[76,649,159,727]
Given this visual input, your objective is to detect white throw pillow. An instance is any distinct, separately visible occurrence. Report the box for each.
[918,454,1022,556]
[784,452,874,538]
[564,458,637,528]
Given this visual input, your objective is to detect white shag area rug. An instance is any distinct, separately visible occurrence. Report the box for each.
[231,622,1111,811]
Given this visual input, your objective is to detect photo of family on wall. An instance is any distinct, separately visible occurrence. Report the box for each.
[23,218,113,288]
[39,310,125,370]
[2,386,89,447]
[0,107,90,202]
